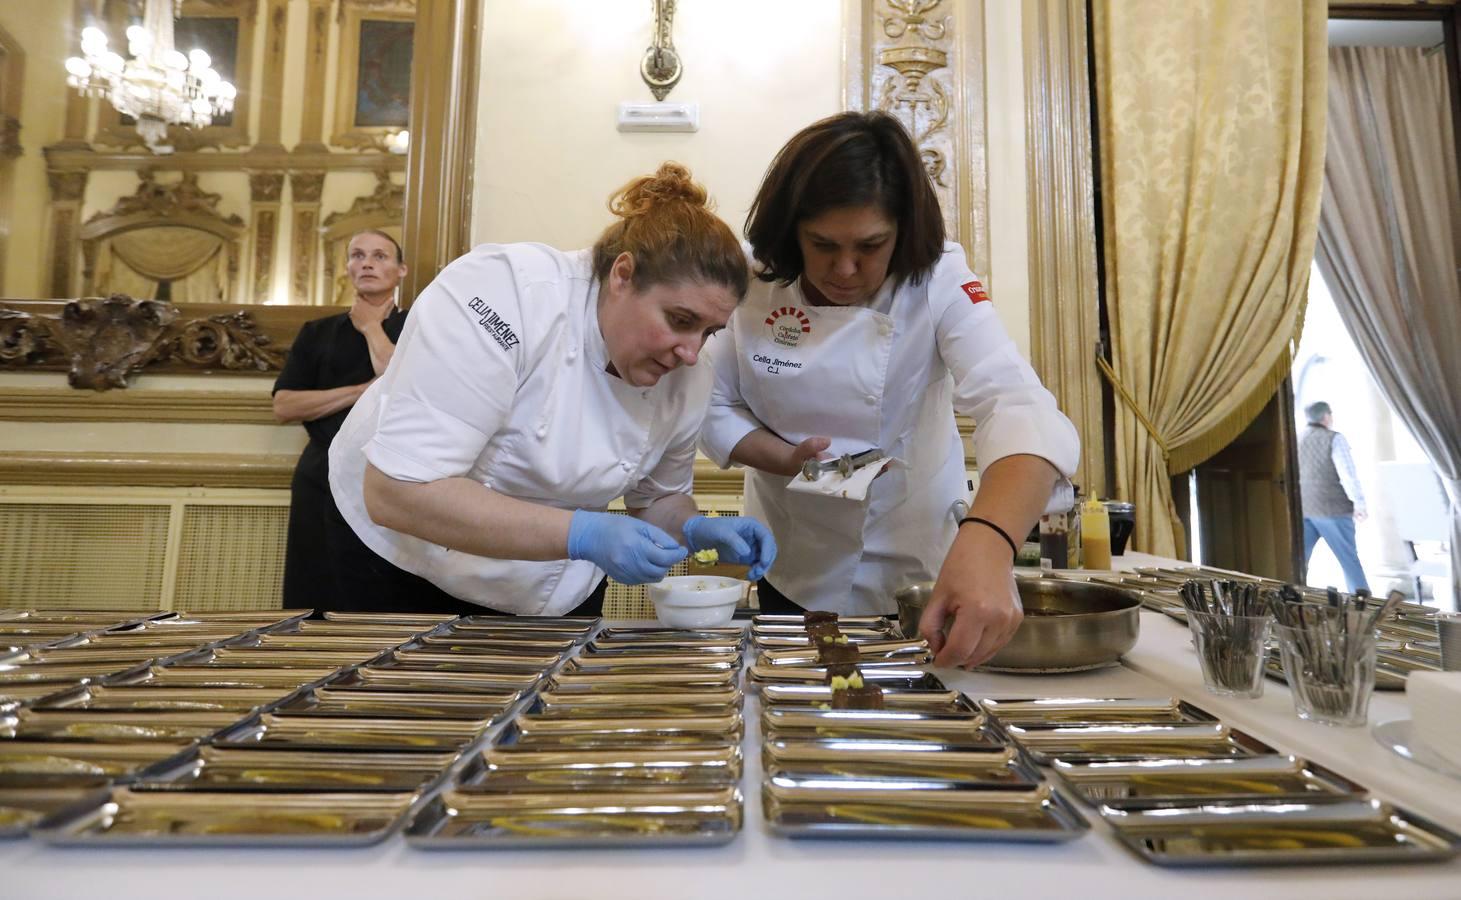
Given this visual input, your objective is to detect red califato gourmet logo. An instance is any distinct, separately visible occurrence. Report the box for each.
[765,306,811,348]
[962,280,990,304]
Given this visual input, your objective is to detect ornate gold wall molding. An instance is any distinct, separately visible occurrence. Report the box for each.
[289,172,325,305]
[0,451,746,498]
[45,170,89,298]
[248,173,283,304]
[0,299,329,379]
[332,0,417,150]
[298,0,332,150]
[0,387,275,423]
[1024,0,1105,496]
[0,297,284,389]
[0,451,297,489]
[844,0,990,279]
[43,146,408,173]
[255,0,290,149]
[399,0,479,301]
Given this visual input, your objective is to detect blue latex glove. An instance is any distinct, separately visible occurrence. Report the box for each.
[567,510,689,584]
[682,515,778,582]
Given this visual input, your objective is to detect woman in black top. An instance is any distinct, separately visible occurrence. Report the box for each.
[272,230,408,611]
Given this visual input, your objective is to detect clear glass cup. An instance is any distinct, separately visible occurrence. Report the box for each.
[1273,623,1377,727]
[1187,611,1270,698]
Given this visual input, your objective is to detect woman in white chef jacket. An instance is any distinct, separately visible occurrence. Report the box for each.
[700,113,1080,667]
[327,163,777,616]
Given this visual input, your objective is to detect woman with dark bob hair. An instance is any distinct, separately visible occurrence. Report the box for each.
[699,112,1079,668]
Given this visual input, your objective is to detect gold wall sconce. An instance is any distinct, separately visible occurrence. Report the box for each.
[641,0,681,100]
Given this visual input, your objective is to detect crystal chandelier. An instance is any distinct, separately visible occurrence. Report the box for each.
[64,0,237,154]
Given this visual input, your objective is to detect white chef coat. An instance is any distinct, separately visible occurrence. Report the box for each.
[699,242,1079,614]
[329,242,711,615]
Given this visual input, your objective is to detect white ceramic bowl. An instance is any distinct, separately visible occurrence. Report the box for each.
[647,575,745,628]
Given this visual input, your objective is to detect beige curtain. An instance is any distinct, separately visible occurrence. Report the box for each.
[1316,46,1461,605]
[1092,0,1327,557]
[110,226,223,281]
[94,226,229,303]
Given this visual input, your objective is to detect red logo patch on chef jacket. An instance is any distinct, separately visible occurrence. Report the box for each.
[961,280,990,304]
[765,306,811,348]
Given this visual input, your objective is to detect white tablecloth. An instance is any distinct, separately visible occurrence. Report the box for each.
[5,556,1460,899]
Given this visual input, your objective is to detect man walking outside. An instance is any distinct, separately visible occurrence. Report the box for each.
[1299,401,1369,593]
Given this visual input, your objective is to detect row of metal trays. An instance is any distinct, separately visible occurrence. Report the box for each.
[746,613,1089,843]
[981,695,1461,867]
[5,613,587,845]
[407,625,748,849]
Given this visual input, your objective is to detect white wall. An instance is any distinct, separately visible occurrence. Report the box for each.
[471,0,844,249]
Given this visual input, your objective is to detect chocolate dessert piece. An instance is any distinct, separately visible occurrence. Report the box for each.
[816,643,861,666]
[831,684,885,710]
[804,611,839,626]
[822,663,859,682]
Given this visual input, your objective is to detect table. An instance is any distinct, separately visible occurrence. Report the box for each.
[5,562,1460,900]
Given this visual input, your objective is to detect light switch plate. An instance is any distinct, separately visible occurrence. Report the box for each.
[617,101,699,133]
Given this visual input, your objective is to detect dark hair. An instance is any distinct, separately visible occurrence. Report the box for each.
[745,111,945,286]
[351,229,404,264]
[1305,401,1331,425]
[592,162,748,300]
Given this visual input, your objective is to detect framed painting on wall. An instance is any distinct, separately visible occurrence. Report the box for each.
[332,1,415,149]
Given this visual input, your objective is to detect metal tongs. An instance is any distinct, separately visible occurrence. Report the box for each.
[800,448,885,481]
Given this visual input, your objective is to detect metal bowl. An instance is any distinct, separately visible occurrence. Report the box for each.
[893,576,1141,672]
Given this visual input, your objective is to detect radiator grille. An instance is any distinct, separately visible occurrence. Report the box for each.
[0,503,169,608]
[173,505,289,611]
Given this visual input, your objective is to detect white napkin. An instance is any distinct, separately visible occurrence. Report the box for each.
[1407,670,1461,772]
[786,457,897,502]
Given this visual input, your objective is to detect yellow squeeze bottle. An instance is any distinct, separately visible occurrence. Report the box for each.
[1081,498,1112,570]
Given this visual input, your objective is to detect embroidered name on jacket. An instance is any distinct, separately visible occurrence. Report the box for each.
[468,297,521,351]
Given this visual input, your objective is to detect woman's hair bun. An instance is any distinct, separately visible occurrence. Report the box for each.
[609,161,709,218]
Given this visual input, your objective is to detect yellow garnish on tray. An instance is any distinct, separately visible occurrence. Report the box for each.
[834,635,849,645]
[692,549,719,565]
[829,675,851,691]
[848,672,864,689]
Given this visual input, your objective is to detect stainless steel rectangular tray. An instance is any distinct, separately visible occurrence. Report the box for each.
[752,615,891,626]
[322,612,457,626]
[405,786,742,848]
[1051,755,1367,808]
[31,685,286,712]
[0,781,111,838]
[0,709,243,742]
[1003,722,1278,764]
[453,616,598,636]
[276,687,520,719]
[544,670,738,692]
[0,741,193,778]
[749,665,946,689]
[137,746,456,792]
[562,652,739,674]
[536,686,742,714]
[459,744,742,790]
[763,781,1088,841]
[761,707,995,745]
[980,697,1218,726]
[757,640,930,667]
[1101,799,1460,866]
[121,665,337,689]
[761,684,972,711]
[377,651,562,674]
[418,635,580,654]
[585,638,744,654]
[34,787,418,847]
[763,740,1039,789]
[335,666,543,692]
[213,713,492,751]
[596,626,745,642]
[501,713,742,748]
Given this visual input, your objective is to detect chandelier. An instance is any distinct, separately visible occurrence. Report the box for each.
[64,0,236,154]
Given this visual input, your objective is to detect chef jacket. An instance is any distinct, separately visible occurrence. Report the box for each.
[699,242,1079,614]
[330,242,712,614]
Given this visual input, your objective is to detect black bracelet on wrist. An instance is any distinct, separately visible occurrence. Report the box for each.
[958,516,1019,560]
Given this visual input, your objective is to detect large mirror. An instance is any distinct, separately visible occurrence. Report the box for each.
[0,0,417,313]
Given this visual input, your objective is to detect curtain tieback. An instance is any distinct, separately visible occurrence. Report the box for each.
[1095,355,1171,461]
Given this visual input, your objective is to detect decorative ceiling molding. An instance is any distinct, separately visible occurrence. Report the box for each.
[43,146,408,173]
[79,171,245,242]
